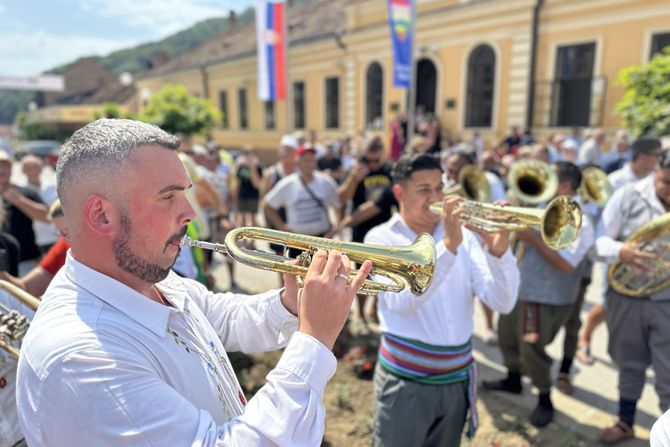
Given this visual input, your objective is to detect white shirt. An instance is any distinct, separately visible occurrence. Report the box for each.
[0,290,35,446]
[265,172,340,235]
[23,180,59,246]
[364,214,519,346]
[652,409,670,446]
[596,175,665,263]
[608,163,648,190]
[484,171,507,203]
[577,138,602,166]
[17,254,336,446]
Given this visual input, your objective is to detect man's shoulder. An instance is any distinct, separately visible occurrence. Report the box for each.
[363,218,397,243]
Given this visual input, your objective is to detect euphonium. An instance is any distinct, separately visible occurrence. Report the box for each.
[443,165,491,202]
[608,213,670,297]
[508,159,558,204]
[429,196,582,250]
[0,280,40,359]
[181,227,436,295]
[580,166,613,207]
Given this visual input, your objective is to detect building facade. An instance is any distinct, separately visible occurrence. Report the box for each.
[136,0,670,156]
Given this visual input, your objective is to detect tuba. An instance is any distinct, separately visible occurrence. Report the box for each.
[508,159,558,205]
[443,165,491,202]
[429,196,582,250]
[580,166,613,207]
[182,227,436,295]
[608,213,670,297]
[0,280,40,359]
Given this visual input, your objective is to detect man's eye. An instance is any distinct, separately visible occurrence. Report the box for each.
[164,194,175,201]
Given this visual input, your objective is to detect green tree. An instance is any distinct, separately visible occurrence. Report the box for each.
[616,49,670,138]
[139,85,222,136]
[14,112,68,142]
[93,102,135,120]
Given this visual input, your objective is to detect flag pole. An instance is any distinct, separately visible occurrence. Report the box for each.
[284,0,290,132]
[406,0,417,148]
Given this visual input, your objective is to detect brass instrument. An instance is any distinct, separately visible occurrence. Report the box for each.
[181,227,436,295]
[508,159,558,205]
[608,213,670,297]
[443,165,491,202]
[0,280,40,359]
[580,166,613,207]
[429,196,582,250]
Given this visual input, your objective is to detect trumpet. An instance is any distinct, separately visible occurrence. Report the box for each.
[580,166,613,206]
[181,227,436,295]
[429,196,582,250]
[0,280,40,359]
[443,165,491,202]
[508,159,558,205]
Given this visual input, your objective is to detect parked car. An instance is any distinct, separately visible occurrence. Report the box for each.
[14,140,61,168]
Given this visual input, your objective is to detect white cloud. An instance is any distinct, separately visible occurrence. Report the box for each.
[0,31,138,76]
[74,0,241,39]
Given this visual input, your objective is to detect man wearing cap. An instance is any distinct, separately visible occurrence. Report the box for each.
[263,145,340,242]
[262,135,298,256]
[0,152,49,265]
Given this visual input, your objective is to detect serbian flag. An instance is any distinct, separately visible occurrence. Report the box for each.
[256,1,287,101]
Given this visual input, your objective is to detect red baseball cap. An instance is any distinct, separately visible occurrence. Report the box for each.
[295,146,316,157]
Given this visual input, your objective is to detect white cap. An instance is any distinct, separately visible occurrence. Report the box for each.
[280,134,298,149]
[562,139,578,151]
[191,144,208,156]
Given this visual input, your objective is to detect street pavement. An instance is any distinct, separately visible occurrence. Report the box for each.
[209,238,660,446]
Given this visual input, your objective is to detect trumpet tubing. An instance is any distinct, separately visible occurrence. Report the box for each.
[182,227,436,296]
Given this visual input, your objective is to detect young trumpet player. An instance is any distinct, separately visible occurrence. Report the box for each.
[365,153,519,446]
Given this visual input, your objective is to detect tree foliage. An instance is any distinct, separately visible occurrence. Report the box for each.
[139,85,222,136]
[14,112,69,142]
[93,102,135,120]
[616,49,670,138]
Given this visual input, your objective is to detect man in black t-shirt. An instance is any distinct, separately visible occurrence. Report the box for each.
[0,153,48,263]
[337,136,393,327]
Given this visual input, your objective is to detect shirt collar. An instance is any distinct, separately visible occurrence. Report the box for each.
[63,253,186,337]
[635,174,666,215]
[389,213,444,240]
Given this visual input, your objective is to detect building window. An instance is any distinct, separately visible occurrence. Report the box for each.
[465,45,495,128]
[238,88,248,129]
[219,90,229,129]
[366,63,384,129]
[264,101,275,130]
[325,77,339,129]
[293,81,305,129]
[650,32,670,59]
[551,42,595,127]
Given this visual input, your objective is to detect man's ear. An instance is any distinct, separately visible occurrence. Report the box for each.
[392,183,404,204]
[82,195,116,237]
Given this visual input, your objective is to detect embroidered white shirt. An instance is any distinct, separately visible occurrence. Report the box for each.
[364,214,519,346]
[17,254,336,446]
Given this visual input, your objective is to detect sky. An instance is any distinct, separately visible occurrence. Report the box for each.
[0,0,257,77]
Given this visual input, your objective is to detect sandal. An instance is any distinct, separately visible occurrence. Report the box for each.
[598,420,634,444]
[575,344,595,365]
[556,373,573,395]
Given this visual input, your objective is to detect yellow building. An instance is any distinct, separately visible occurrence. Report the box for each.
[137,0,670,157]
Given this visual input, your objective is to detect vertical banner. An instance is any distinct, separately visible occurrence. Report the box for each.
[387,0,414,89]
[256,1,287,101]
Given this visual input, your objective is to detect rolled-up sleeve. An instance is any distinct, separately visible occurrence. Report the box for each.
[469,236,520,314]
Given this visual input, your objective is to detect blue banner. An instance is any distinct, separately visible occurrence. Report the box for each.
[387,0,414,89]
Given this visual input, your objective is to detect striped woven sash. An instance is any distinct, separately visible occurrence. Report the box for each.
[379,333,479,437]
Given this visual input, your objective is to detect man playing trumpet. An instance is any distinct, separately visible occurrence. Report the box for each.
[365,153,520,446]
[16,119,372,446]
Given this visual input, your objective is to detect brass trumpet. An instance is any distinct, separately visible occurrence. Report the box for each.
[508,159,558,205]
[429,196,582,250]
[0,280,40,359]
[181,227,436,295]
[580,166,613,206]
[443,165,491,202]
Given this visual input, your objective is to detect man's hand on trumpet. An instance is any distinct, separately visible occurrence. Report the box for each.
[440,195,465,254]
[294,250,372,350]
[466,200,514,258]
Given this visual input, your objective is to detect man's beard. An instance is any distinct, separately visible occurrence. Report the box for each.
[112,213,187,284]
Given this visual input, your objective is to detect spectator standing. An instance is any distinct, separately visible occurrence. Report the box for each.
[235,146,263,228]
[21,155,59,254]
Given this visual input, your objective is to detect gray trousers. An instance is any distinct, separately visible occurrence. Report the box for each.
[372,363,468,447]
[498,299,573,393]
[606,292,670,410]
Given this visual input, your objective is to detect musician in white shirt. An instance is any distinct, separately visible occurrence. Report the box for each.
[16,119,372,447]
[364,153,519,446]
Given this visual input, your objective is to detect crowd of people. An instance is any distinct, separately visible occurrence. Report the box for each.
[1,115,670,446]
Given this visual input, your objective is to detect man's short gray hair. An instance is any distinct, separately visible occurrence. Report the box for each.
[56,119,180,205]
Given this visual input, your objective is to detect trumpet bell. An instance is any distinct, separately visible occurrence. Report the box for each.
[541,196,583,249]
[508,159,558,205]
[580,166,613,207]
[444,165,491,202]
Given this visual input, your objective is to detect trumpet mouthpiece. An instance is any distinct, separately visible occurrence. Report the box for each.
[180,236,195,248]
